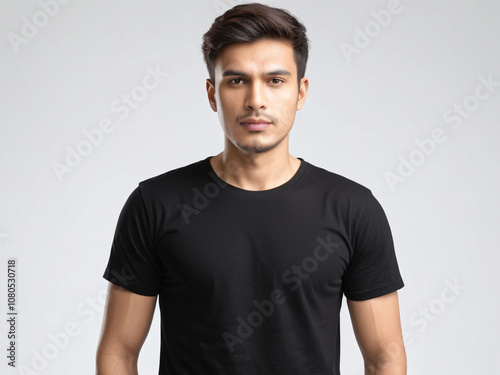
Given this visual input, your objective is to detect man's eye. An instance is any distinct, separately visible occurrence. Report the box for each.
[270,78,284,85]
[230,78,244,85]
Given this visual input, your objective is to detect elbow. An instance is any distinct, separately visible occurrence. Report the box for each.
[96,341,139,374]
[364,342,407,375]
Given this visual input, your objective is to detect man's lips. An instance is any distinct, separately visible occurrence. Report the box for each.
[240,118,272,124]
[240,118,272,131]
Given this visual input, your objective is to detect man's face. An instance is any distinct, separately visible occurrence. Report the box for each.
[206,38,308,154]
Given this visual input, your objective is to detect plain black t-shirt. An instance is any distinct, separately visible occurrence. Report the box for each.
[103,156,404,375]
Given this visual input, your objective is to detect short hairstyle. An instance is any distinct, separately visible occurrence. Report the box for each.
[201,3,309,88]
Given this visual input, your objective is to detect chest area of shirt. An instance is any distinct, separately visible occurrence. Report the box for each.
[157,195,351,291]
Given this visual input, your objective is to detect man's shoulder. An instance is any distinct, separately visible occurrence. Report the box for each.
[305,160,372,197]
[137,157,210,196]
[305,161,386,219]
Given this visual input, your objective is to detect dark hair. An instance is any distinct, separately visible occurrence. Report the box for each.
[201,3,309,87]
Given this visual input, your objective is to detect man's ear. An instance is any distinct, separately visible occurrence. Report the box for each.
[206,79,217,112]
[296,77,309,111]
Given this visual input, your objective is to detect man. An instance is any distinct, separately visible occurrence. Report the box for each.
[96,3,406,375]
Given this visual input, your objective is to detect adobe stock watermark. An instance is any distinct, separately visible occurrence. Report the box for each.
[6,258,17,368]
[51,65,169,182]
[7,0,72,53]
[178,160,242,224]
[17,266,134,374]
[222,235,340,353]
[403,278,466,347]
[385,74,499,192]
[340,0,413,63]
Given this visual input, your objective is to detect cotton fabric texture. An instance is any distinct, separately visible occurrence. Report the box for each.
[103,156,404,375]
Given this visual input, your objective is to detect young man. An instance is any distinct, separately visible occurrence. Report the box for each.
[96,3,406,375]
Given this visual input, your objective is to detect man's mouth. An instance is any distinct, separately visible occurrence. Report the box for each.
[240,118,272,131]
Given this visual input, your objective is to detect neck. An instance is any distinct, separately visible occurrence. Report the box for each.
[210,141,301,191]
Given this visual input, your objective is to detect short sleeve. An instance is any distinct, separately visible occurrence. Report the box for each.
[342,191,404,301]
[102,186,163,296]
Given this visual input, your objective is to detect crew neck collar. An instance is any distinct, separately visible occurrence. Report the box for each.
[203,156,308,198]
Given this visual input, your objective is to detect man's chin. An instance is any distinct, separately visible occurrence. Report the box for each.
[235,140,279,154]
[230,132,288,154]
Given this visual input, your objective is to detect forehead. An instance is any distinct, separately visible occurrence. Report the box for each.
[214,38,297,76]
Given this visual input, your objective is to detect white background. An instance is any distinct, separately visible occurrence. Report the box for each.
[1,0,499,374]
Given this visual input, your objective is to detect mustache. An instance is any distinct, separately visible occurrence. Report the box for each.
[237,112,277,124]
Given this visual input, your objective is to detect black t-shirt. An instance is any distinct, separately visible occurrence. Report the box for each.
[103,156,404,375]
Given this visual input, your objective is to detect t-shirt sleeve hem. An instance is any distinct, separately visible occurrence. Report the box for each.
[103,272,159,297]
[344,279,404,301]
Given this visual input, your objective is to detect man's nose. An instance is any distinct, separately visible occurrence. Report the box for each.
[244,81,267,110]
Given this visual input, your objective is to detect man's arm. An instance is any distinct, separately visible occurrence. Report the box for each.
[96,283,157,375]
[347,291,407,375]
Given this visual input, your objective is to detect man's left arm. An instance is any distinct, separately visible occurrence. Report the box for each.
[347,291,407,375]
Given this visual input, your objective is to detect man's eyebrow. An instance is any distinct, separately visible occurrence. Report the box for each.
[222,69,292,77]
[265,69,292,76]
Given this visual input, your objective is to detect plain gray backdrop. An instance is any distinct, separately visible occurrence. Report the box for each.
[1,0,499,374]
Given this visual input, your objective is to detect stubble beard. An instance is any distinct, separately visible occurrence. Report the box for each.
[233,131,289,154]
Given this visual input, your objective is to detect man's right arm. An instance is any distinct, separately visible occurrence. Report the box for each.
[96,283,157,375]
